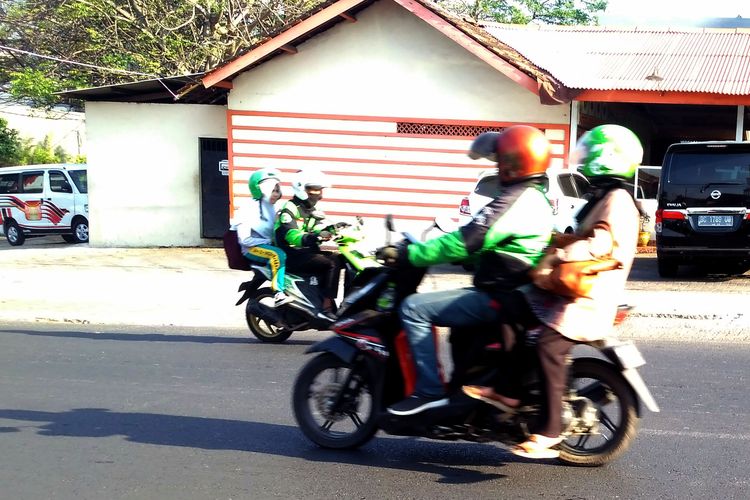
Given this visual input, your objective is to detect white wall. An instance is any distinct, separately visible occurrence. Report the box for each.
[229,1,568,124]
[225,0,568,240]
[85,102,226,247]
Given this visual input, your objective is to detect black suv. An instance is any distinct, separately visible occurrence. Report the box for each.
[656,141,750,277]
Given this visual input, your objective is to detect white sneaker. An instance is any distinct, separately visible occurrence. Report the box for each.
[274,292,292,306]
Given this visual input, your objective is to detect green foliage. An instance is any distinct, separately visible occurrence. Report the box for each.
[23,135,55,164]
[0,117,76,166]
[9,69,61,108]
[442,0,607,25]
[0,0,330,108]
[0,0,606,108]
[54,145,69,163]
[21,135,68,164]
[0,117,24,167]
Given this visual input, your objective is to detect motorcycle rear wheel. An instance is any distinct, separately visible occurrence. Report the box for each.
[557,359,639,467]
[245,290,293,343]
[293,352,379,449]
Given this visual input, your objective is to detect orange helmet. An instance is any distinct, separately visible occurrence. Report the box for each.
[491,125,551,183]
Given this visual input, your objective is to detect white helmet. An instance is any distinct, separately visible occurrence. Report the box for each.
[291,168,331,200]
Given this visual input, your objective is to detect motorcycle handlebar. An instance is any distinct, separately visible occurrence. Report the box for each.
[401,231,419,244]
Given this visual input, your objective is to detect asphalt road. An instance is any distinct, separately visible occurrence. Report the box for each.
[1,323,748,500]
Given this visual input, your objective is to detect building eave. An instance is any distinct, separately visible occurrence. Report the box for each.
[576,89,750,105]
[202,0,547,98]
[202,0,372,89]
[59,74,229,105]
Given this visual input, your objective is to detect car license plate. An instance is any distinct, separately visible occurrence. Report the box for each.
[697,215,733,227]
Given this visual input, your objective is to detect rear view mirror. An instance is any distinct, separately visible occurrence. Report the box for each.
[467,132,501,162]
[385,214,395,232]
[310,210,326,221]
[433,216,458,233]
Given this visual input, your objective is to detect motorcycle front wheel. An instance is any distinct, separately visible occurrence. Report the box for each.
[245,289,293,343]
[292,352,379,449]
[558,359,639,467]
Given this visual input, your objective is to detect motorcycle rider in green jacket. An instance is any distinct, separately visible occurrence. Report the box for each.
[386,125,555,416]
[274,167,343,321]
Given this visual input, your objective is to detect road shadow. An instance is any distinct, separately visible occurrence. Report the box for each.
[2,329,250,344]
[626,256,658,282]
[2,328,319,346]
[628,255,750,283]
[694,261,750,282]
[0,235,76,250]
[0,407,508,483]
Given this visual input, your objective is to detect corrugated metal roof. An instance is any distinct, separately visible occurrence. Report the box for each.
[58,74,228,105]
[482,24,750,94]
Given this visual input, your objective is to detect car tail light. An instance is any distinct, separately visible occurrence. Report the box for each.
[613,305,633,325]
[549,198,559,215]
[655,208,685,233]
[459,197,471,216]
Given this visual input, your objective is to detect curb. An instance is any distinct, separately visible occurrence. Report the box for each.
[1,246,747,343]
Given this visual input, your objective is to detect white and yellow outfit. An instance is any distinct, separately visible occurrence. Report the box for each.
[231,183,286,294]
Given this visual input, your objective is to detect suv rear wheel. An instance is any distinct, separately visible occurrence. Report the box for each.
[657,256,678,278]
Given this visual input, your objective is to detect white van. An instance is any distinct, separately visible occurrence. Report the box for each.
[0,164,88,246]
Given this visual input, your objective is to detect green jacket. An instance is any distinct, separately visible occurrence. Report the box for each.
[408,179,554,290]
[274,197,328,250]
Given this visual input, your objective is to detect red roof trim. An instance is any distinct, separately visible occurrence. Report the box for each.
[391,0,538,95]
[203,0,368,88]
[577,90,750,105]
[212,81,233,90]
[203,0,539,95]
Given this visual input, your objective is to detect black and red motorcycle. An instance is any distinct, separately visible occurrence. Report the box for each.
[291,217,659,466]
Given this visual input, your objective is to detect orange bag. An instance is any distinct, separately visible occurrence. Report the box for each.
[531,228,622,299]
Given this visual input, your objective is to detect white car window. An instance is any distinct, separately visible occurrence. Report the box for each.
[557,174,578,198]
[572,175,591,198]
[21,171,44,194]
[474,175,502,198]
[0,173,19,194]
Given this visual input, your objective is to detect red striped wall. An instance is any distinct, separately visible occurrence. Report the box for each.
[228,110,568,223]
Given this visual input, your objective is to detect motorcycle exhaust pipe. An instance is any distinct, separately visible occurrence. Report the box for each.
[246,301,285,328]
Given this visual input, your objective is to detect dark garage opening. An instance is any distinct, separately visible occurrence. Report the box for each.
[579,102,749,166]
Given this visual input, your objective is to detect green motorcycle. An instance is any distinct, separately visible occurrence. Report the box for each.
[237,217,383,343]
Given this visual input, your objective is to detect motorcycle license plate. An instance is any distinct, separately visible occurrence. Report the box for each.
[697,215,733,227]
[611,343,646,370]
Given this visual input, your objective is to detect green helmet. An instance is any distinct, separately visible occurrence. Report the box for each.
[248,168,281,200]
[573,125,643,180]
